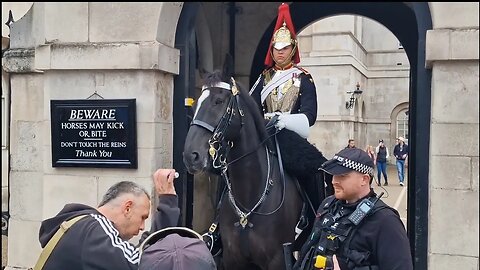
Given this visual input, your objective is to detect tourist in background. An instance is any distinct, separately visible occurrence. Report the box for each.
[375,139,389,186]
[346,139,356,149]
[365,145,376,185]
[393,136,409,186]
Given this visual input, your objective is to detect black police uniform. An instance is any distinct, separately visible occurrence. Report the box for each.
[294,190,413,270]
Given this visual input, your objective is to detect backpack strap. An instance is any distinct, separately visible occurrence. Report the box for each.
[33,215,88,270]
[342,200,396,269]
[202,185,226,257]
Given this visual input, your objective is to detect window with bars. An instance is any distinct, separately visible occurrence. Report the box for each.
[396,109,409,143]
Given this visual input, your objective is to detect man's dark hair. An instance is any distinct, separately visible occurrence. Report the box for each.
[98,181,150,207]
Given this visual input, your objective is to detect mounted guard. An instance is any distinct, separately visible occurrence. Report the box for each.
[249,2,331,236]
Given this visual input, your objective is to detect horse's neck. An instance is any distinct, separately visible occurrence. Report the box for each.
[227,121,272,204]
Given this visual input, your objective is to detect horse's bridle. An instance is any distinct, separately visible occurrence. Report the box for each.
[191,78,244,170]
[191,78,286,229]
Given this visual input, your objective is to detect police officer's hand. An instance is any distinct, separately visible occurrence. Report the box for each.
[153,169,177,195]
[332,254,341,270]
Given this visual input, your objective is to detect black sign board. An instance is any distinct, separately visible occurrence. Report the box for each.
[51,99,137,168]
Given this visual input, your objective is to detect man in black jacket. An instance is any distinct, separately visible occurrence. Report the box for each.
[393,136,409,186]
[37,168,181,270]
[294,148,413,270]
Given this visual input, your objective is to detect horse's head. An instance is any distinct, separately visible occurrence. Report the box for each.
[183,69,245,175]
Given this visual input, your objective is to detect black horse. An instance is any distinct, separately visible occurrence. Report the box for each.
[183,62,331,270]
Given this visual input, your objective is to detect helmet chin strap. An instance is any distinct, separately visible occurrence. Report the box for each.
[271,43,297,68]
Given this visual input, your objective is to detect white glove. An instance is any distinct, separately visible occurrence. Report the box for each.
[275,113,310,138]
[264,112,277,119]
[275,118,287,130]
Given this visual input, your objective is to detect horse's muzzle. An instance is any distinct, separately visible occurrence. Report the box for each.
[182,151,208,174]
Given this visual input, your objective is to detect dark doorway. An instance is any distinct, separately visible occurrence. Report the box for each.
[173,2,200,229]
[174,2,432,269]
[250,3,431,268]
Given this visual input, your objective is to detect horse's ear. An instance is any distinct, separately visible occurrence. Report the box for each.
[222,53,234,81]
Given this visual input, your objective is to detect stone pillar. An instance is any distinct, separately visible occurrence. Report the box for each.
[2,2,182,269]
[3,47,45,269]
[426,5,479,268]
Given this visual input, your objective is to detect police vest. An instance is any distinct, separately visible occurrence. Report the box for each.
[294,194,393,270]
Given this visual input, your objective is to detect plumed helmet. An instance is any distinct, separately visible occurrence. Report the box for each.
[272,21,295,50]
[264,3,300,67]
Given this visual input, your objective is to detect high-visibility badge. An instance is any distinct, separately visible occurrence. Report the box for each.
[185,98,195,107]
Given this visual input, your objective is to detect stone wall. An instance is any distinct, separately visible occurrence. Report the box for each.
[426,2,479,269]
[2,3,183,269]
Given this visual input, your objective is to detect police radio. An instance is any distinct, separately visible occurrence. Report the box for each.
[348,192,384,225]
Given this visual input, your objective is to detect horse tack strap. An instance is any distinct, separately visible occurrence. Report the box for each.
[191,119,216,133]
[226,146,276,229]
[201,81,231,91]
[33,215,88,270]
[203,185,227,255]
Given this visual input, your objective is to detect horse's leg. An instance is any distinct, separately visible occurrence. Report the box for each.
[266,249,287,270]
[214,256,224,270]
[222,250,253,270]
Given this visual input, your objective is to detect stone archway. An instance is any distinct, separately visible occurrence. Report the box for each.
[174,2,433,268]
[248,3,432,268]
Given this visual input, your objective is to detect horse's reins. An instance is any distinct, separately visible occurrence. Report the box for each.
[191,78,287,229]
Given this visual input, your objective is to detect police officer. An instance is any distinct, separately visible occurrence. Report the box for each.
[294,148,413,270]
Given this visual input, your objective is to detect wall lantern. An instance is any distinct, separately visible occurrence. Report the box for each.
[346,82,363,110]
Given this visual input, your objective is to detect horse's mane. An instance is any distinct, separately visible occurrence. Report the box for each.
[203,70,269,142]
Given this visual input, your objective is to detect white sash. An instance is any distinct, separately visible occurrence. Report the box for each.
[259,68,303,103]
